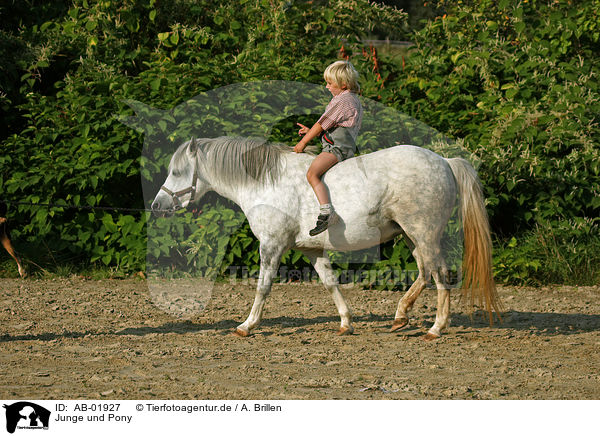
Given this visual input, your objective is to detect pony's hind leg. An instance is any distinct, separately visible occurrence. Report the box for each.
[391,238,428,332]
[303,250,353,335]
[391,232,448,339]
[391,274,426,332]
[423,269,451,341]
[234,242,286,337]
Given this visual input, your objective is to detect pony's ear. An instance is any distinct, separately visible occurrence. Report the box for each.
[188,136,198,154]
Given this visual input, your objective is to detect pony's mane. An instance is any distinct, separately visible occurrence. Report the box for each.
[170,136,295,187]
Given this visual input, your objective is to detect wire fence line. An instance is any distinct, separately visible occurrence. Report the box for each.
[1,200,153,213]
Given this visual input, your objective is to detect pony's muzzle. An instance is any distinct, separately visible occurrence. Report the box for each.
[151,198,176,217]
[151,198,162,213]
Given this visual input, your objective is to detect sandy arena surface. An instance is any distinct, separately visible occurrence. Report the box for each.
[1,277,598,399]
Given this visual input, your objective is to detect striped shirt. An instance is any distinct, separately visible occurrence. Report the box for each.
[317,90,363,141]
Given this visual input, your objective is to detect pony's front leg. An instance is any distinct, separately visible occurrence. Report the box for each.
[304,250,353,335]
[234,243,284,337]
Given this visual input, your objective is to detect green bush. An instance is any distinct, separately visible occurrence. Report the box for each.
[1,0,598,286]
[392,0,599,230]
[495,218,600,285]
[0,0,408,276]
[389,0,599,284]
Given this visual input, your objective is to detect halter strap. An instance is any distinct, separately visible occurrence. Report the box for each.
[159,165,199,211]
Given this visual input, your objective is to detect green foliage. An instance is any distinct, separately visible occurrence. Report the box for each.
[0,0,408,276]
[387,0,600,285]
[495,218,600,285]
[391,0,600,235]
[330,239,418,291]
[147,204,250,277]
[1,0,598,286]
[493,236,542,284]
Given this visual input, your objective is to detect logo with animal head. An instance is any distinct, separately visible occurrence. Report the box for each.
[3,402,51,434]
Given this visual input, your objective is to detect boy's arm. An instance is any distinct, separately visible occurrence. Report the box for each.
[294,122,324,153]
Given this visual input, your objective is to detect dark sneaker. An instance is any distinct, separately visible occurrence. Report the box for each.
[309,212,338,236]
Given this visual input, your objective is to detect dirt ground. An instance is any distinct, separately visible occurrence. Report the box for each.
[1,277,598,400]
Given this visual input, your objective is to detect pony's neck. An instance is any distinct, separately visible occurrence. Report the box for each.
[210,181,246,208]
[199,166,259,213]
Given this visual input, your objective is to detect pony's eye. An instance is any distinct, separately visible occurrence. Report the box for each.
[172,170,181,177]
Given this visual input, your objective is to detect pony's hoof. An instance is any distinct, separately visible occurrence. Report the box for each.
[390,317,409,332]
[423,332,441,342]
[338,326,354,336]
[233,328,250,337]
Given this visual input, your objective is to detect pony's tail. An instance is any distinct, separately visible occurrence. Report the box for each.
[446,158,503,325]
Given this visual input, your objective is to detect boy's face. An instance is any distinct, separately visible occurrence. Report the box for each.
[326,80,345,96]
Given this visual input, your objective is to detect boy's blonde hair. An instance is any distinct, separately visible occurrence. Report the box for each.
[324,60,360,92]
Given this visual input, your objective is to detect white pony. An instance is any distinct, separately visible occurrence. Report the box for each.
[151,137,502,340]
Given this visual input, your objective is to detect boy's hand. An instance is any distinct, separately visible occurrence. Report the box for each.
[297,123,309,136]
[294,121,322,152]
[293,142,306,153]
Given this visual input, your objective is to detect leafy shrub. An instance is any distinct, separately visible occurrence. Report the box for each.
[387,0,600,285]
[494,218,600,285]
[391,0,600,234]
[0,0,408,275]
[1,0,598,287]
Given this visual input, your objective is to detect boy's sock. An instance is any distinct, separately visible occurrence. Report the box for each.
[319,203,333,216]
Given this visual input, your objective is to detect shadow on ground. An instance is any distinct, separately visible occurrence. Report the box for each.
[2,311,598,343]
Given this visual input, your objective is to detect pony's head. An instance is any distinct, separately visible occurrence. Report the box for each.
[151,135,292,217]
[151,138,207,216]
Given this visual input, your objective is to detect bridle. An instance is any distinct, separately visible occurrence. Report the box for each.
[159,164,200,212]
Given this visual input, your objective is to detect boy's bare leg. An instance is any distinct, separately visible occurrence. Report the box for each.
[306,152,338,205]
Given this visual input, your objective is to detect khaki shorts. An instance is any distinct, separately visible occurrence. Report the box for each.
[321,127,356,162]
